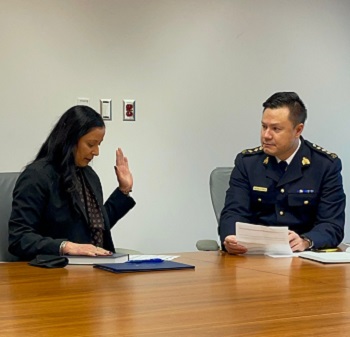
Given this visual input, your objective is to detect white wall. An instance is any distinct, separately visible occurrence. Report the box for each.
[1,0,350,253]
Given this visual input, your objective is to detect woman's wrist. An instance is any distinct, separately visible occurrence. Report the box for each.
[59,241,71,255]
[118,187,132,195]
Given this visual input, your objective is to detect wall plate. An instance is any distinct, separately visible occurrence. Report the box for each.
[77,97,90,106]
[100,99,112,120]
[123,99,135,121]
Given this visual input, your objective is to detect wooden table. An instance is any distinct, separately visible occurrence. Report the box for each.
[1,251,350,336]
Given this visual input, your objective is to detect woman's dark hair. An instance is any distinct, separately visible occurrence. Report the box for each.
[34,105,105,192]
[262,92,307,126]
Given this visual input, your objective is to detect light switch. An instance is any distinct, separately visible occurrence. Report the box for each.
[123,99,135,121]
[100,99,112,120]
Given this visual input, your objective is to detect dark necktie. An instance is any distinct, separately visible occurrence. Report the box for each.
[278,160,288,176]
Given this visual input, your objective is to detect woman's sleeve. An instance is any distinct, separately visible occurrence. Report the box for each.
[8,166,62,260]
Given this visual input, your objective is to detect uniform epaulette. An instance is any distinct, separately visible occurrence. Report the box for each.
[241,146,263,155]
[305,140,338,160]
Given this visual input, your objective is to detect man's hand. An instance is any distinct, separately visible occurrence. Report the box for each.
[223,235,248,255]
[288,231,310,252]
[114,148,133,193]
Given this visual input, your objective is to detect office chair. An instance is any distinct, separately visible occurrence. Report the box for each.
[196,167,233,251]
[0,172,21,262]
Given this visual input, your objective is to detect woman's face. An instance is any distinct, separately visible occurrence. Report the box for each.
[74,127,105,167]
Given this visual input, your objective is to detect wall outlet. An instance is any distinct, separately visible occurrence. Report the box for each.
[123,99,135,121]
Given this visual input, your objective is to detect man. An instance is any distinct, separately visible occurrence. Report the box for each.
[219,92,345,254]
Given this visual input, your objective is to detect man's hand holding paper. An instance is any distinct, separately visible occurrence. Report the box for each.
[223,235,248,255]
[234,222,294,256]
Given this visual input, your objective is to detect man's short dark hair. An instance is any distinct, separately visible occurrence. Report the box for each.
[262,92,307,126]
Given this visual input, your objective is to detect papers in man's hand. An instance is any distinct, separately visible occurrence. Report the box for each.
[236,222,293,256]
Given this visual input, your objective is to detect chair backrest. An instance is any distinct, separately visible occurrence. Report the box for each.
[0,172,21,262]
[195,167,233,251]
[209,167,233,224]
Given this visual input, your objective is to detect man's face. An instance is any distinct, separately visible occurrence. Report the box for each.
[74,127,105,167]
[261,107,303,161]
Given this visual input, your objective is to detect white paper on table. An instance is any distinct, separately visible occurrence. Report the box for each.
[129,255,179,261]
[236,222,293,256]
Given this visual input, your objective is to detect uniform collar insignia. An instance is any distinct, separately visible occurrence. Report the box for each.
[302,157,311,166]
[263,157,269,165]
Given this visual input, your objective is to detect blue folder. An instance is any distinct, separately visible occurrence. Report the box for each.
[93,260,195,273]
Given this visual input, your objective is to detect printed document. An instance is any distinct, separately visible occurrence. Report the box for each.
[129,255,179,261]
[236,222,293,256]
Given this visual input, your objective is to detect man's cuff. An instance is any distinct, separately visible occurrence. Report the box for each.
[301,235,314,250]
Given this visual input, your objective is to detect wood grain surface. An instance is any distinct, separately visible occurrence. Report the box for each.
[1,251,350,336]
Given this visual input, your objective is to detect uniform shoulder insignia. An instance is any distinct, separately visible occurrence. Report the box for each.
[241,146,263,155]
[305,140,338,160]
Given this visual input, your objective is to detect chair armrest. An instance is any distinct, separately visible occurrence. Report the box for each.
[196,240,219,251]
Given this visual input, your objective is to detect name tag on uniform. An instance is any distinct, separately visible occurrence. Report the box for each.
[253,186,268,192]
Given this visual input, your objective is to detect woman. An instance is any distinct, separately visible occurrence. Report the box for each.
[8,105,136,260]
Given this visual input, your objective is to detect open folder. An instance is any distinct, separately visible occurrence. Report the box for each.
[93,260,195,273]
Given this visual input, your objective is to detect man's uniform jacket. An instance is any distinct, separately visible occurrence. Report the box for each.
[219,137,345,249]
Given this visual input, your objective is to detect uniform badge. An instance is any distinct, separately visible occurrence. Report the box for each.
[301,157,310,166]
[263,157,269,165]
[253,186,268,192]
